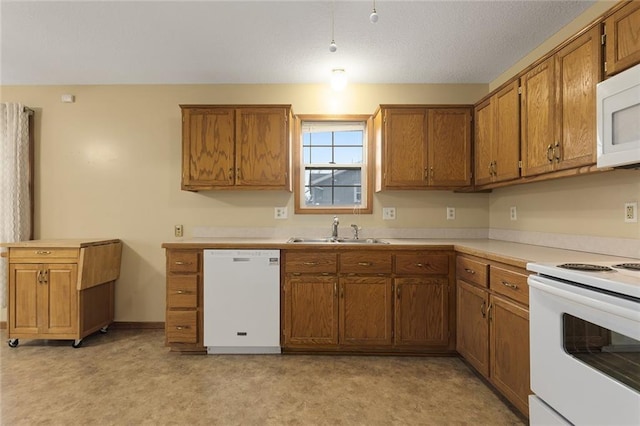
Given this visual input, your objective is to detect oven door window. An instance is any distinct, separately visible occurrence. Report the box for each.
[563,314,640,392]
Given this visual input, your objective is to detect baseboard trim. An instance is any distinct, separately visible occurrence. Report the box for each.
[110,321,165,330]
[0,321,163,331]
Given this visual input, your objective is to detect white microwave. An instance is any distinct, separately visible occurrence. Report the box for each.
[597,63,640,169]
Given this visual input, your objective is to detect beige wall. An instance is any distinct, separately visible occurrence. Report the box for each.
[1,0,638,323]
[0,83,490,322]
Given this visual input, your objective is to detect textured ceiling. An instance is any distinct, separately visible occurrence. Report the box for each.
[0,0,596,85]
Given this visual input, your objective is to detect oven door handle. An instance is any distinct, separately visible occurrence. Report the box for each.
[528,276,640,322]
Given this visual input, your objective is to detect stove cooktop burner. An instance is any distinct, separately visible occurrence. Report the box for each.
[613,263,640,271]
[558,263,614,272]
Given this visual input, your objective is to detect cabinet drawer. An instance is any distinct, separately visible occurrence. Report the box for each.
[395,253,449,275]
[166,310,198,344]
[340,252,392,274]
[167,250,200,273]
[167,276,199,308]
[285,252,337,274]
[490,266,529,306]
[456,256,489,288]
[10,248,79,262]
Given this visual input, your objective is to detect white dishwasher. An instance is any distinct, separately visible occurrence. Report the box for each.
[203,249,281,354]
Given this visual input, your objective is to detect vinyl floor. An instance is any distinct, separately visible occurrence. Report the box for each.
[0,329,525,425]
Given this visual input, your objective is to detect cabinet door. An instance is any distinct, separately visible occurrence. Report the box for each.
[8,264,40,335]
[181,107,235,188]
[339,276,392,346]
[456,280,489,377]
[474,99,494,186]
[554,25,601,171]
[44,264,78,334]
[521,57,556,177]
[236,107,289,187]
[493,80,521,183]
[427,108,472,187]
[605,0,640,77]
[283,276,338,346]
[394,277,449,346]
[490,295,530,417]
[382,108,428,188]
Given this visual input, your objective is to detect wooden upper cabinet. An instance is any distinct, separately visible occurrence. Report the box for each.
[380,107,428,188]
[521,57,556,177]
[474,80,520,186]
[427,108,472,187]
[180,105,292,191]
[554,25,601,171]
[521,25,601,177]
[376,106,471,190]
[604,0,640,77]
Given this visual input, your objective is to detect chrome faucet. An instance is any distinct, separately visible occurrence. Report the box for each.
[350,224,360,240]
[331,216,339,239]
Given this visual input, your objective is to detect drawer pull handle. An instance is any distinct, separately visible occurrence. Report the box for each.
[464,268,475,274]
[501,280,518,289]
[480,301,486,318]
[358,262,372,266]
[303,261,318,266]
[174,261,192,265]
[176,290,189,295]
[415,263,428,268]
[175,326,190,330]
[35,251,52,255]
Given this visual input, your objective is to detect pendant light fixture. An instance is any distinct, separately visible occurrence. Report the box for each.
[329,0,337,52]
[369,0,379,23]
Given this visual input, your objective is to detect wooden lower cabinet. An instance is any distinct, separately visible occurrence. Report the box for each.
[282,249,455,353]
[394,277,449,347]
[456,254,530,417]
[490,295,530,416]
[456,280,489,377]
[340,276,393,346]
[283,276,338,346]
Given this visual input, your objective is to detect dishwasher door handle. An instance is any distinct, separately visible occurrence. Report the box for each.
[232,258,251,262]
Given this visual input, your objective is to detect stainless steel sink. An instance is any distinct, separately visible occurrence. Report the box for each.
[287,237,388,244]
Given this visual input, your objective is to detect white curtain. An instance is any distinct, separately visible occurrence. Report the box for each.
[0,103,31,308]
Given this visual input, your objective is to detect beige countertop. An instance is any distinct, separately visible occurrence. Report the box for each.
[1,238,120,248]
[161,237,638,269]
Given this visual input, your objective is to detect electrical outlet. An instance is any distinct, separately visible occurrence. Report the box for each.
[174,225,183,237]
[625,202,637,223]
[274,207,288,219]
[446,207,455,220]
[510,206,517,221]
[382,207,396,220]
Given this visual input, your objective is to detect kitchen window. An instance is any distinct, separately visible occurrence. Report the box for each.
[294,115,373,214]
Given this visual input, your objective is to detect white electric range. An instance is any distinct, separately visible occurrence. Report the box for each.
[527,261,640,425]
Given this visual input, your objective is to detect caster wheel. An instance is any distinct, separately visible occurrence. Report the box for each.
[8,339,19,348]
[99,326,109,334]
[72,340,83,348]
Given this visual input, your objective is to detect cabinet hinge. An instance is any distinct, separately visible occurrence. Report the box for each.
[517,86,522,95]
[518,160,522,169]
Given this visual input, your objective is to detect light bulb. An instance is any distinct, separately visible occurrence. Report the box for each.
[329,40,337,52]
[369,9,378,23]
[331,69,347,91]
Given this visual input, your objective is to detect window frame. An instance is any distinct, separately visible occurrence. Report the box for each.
[294,114,374,214]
